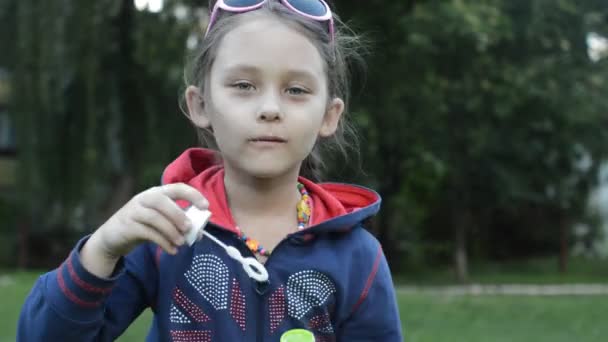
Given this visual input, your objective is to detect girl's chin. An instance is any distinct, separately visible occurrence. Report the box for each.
[223,152,304,180]
[247,167,294,180]
[241,162,300,180]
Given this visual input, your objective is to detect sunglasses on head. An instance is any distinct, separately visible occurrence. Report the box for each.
[206,0,334,41]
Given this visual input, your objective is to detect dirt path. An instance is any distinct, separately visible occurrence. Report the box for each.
[396,284,608,296]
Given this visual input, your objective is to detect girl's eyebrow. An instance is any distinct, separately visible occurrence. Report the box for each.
[223,64,261,75]
[222,64,319,82]
[284,69,319,84]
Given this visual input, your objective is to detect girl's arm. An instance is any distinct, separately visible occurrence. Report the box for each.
[17,183,207,341]
[17,238,158,341]
[337,243,403,341]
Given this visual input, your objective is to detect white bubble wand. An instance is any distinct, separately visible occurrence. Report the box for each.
[184,206,269,282]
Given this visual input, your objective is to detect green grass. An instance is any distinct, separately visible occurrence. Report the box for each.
[399,294,608,342]
[117,310,152,341]
[0,271,39,341]
[3,271,608,342]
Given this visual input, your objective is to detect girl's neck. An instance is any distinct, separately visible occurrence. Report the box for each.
[223,165,302,222]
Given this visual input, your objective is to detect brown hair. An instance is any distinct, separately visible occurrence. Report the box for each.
[182,0,366,181]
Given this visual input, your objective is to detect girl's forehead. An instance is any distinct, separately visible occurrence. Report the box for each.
[212,15,326,78]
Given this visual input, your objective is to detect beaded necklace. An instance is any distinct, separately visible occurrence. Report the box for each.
[236,182,312,257]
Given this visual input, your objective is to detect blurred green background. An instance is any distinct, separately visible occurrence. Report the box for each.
[1,0,608,341]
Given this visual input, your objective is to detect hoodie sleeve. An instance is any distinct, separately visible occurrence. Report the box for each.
[17,237,158,341]
[337,243,403,341]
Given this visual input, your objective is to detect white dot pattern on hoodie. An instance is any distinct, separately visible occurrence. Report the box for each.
[286,270,336,320]
[185,254,230,310]
[170,304,191,324]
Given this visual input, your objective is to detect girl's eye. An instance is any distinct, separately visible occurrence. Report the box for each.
[232,82,254,91]
[286,87,308,96]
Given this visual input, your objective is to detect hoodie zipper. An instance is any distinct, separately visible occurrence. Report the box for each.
[251,240,286,342]
[232,234,271,342]
[254,253,271,342]
[225,231,305,341]
[256,291,266,342]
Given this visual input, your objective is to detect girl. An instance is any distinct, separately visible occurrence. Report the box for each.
[18,0,402,341]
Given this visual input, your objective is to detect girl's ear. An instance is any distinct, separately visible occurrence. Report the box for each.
[319,97,345,137]
[185,85,212,128]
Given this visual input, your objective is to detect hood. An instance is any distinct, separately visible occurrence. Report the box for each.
[161,148,381,235]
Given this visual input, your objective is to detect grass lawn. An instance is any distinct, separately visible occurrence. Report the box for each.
[2,271,608,342]
[398,293,608,342]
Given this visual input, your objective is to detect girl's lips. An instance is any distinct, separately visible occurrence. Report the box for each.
[248,136,287,148]
[249,136,287,143]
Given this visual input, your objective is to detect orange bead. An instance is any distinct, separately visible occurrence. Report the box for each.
[246,239,259,251]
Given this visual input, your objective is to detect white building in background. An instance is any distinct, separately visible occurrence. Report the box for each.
[134,0,164,13]
[587,32,608,62]
[588,164,608,258]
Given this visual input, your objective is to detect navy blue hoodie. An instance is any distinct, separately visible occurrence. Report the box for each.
[18,148,403,341]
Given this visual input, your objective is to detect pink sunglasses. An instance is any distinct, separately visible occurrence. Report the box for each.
[206,0,335,41]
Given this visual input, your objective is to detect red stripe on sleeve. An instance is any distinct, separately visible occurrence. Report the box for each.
[67,254,113,294]
[350,245,383,315]
[57,263,103,308]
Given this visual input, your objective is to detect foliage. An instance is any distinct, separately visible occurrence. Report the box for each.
[2,0,608,274]
[6,0,199,232]
[335,0,608,275]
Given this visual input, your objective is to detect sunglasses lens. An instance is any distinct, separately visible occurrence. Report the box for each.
[223,0,265,7]
[285,0,328,17]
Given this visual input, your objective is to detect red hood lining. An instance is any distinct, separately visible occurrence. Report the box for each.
[162,148,378,234]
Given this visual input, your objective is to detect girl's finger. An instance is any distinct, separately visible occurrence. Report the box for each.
[132,206,185,247]
[157,183,209,209]
[139,193,192,234]
[132,220,179,255]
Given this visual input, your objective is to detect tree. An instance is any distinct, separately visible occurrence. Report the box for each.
[7,0,201,266]
[4,0,608,276]
[336,0,608,280]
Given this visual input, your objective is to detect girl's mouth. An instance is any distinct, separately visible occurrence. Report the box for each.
[249,136,287,143]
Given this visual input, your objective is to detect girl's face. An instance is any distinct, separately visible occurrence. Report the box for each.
[187,14,344,180]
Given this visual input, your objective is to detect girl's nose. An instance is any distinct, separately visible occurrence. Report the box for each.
[256,91,282,122]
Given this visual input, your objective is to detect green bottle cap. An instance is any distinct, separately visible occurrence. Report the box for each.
[280,329,315,342]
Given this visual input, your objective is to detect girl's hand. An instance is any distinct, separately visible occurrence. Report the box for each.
[81,183,208,278]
